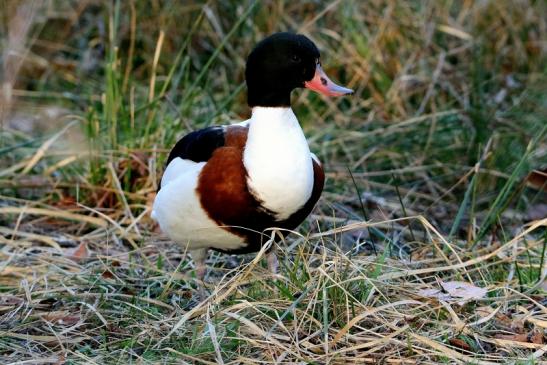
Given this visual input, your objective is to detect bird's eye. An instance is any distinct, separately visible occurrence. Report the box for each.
[291,55,301,63]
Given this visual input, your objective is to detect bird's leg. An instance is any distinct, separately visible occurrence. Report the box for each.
[190,248,208,301]
[266,249,278,276]
[266,247,280,295]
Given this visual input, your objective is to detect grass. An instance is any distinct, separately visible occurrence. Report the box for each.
[1,0,546,364]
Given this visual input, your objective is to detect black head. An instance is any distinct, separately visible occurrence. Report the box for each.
[245,33,320,107]
[245,32,353,108]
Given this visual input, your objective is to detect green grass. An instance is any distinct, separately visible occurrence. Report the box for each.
[1,0,546,364]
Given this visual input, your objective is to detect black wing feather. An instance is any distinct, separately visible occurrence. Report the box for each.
[159,127,225,192]
[165,126,225,165]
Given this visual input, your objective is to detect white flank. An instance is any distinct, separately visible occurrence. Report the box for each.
[152,157,246,251]
[243,107,315,220]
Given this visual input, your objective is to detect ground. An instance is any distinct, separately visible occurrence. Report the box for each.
[0,1,546,364]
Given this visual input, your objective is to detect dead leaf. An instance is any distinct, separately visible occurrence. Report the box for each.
[418,287,452,302]
[495,331,545,345]
[418,280,487,305]
[101,270,115,280]
[526,169,547,191]
[494,312,513,327]
[55,353,66,365]
[41,311,81,326]
[53,194,78,209]
[530,331,545,344]
[117,151,151,191]
[66,242,90,261]
[441,281,487,302]
[496,333,528,342]
[449,338,471,351]
[0,295,24,306]
[146,191,156,209]
[511,319,525,334]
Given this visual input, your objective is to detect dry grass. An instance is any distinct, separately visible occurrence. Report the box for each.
[0,215,546,363]
[1,0,546,364]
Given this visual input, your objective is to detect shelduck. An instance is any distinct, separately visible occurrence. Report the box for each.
[152,32,352,286]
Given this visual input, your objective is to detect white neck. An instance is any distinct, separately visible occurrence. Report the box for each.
[243,107,314,220]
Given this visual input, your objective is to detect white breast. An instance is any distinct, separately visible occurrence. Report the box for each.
[243,107,314,220]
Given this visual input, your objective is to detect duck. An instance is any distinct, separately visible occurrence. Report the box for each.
[152,32,352,288]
